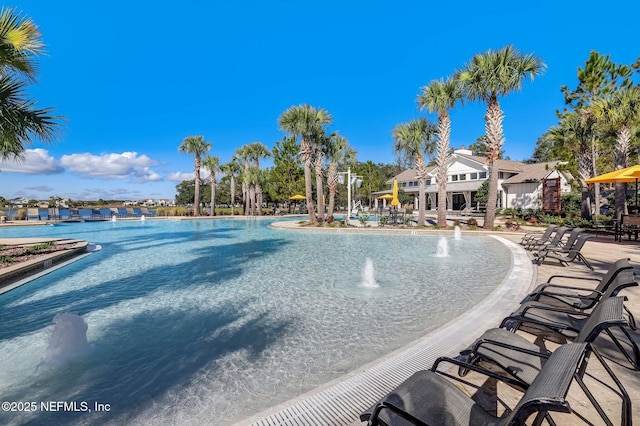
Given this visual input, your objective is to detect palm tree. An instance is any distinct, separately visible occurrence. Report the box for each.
[325,132,356,219]
[392,118,437,226]
[178,135,211,216]
[234,146,252,215]
[418,77,463,227]
[547,111,594,218]
[220,160,241,215]
[458,45,546,229]
[202,155,220,216]
[244,142,270,215]
[0,8,60,160]
[591,86,640,217]
[279,104,333,223]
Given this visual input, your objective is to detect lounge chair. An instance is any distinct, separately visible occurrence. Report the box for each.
[90,208,104,219]
[450,297,637,388]
[26,208,41,220]
[125,207,139,217]
[139,207,155,216]
[47,207,62,220]
[520,224,556,247]
[499,272,639,368]
[361,343,631,426]
[110,207,121,217]
[524,226,568,251]
[524,258,633,309]
[67,208,83,221]
[535,233,594,270]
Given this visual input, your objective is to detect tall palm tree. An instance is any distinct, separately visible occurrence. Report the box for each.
[0,8,60,160]
[547,111,594,218]
[245,142,270,215]
[234,146,252,215]
[202,155,220,216]
[392,118,437,226]
[325,132,356,219]
[458,45,546,229]
[279,104,333,223]
[591,86,640,217]
[220,160,241,215]
[179,135,211,216]
[418,77,463,227]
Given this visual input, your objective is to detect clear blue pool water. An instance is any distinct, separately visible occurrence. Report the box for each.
[0,219,511,425]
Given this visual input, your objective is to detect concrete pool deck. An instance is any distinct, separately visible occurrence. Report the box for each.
[1,219,639,424]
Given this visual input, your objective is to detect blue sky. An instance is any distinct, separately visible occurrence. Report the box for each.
[1,1,638,201]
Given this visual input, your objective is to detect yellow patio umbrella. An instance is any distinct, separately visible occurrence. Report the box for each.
[289,194,306,200]
[378,194,394,200]
[585,164,640,212]
[391,179,400,207]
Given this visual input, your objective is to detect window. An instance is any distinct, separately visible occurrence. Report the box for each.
[499,172,504,179]
[426,179,431,185]
[459,174,466,181]
[402,182,407,188]
[479,172,487,179]
[408,181,413,187]
[451,175,458,182]
[470,173,478,180]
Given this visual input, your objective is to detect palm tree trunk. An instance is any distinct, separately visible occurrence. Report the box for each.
[256,183,263,216]
[327,163,337,218]
[230,176,236,215]
[300,136,316,223]
[436,113,451,227]
[615,125,631,218]
[482,97,504,230]
[578,146,592,220]
[194,160,201,217]
[211,178,216,216]
[314,152,325,221]
[418,179,426,226]
[249,184,256,216]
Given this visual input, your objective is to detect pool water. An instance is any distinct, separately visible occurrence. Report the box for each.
[0,219,511,425]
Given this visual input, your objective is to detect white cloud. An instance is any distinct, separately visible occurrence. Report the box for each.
[167,171,195,182]
[60,151,163,183]
[0,149,64,174]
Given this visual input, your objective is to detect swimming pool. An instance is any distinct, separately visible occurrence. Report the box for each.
[0,219,511,425]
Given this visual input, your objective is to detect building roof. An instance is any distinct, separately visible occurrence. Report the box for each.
[501,161,568,185]
[453,152,525,173]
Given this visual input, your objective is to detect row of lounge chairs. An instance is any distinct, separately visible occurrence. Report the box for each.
[520,225,594,270]
[361,258,638,425]
[23,207,155,221]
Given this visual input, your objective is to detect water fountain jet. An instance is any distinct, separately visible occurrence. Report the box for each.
[454,225,461,240]
[360,258,379,288]
[42,313,89,366]
[435,236,449,257]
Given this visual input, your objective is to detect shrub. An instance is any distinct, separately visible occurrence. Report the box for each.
[466,218,478,227]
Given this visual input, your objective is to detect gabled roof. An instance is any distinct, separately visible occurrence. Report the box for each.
[386,167,436,184]
[502,161,569,185]
[453,152,525,173]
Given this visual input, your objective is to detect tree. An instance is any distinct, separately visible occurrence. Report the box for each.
[392,118,437,226]
[178,135,211,216]
[0,8,61,160]
[418,77,463,227]
[175,180,195,206]
[202,155,220,216]
[560,51,634,218]
[458,45,546,229]
[244,142,270,215]
[269,135,304,208]
[591,86,640,218]
[324,132,356,218]
[220,160,241,215]
[278,104,332,223]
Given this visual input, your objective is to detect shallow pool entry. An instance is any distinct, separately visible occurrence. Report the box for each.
[0,220,511,424]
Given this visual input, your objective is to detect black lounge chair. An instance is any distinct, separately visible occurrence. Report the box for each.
[535,233,594,270]
[524,226,568,251]
[361,342,631,426]
[524,258,633,309]
[448,297,637,389]
[520,225,556,247]
[500,272,639,369]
